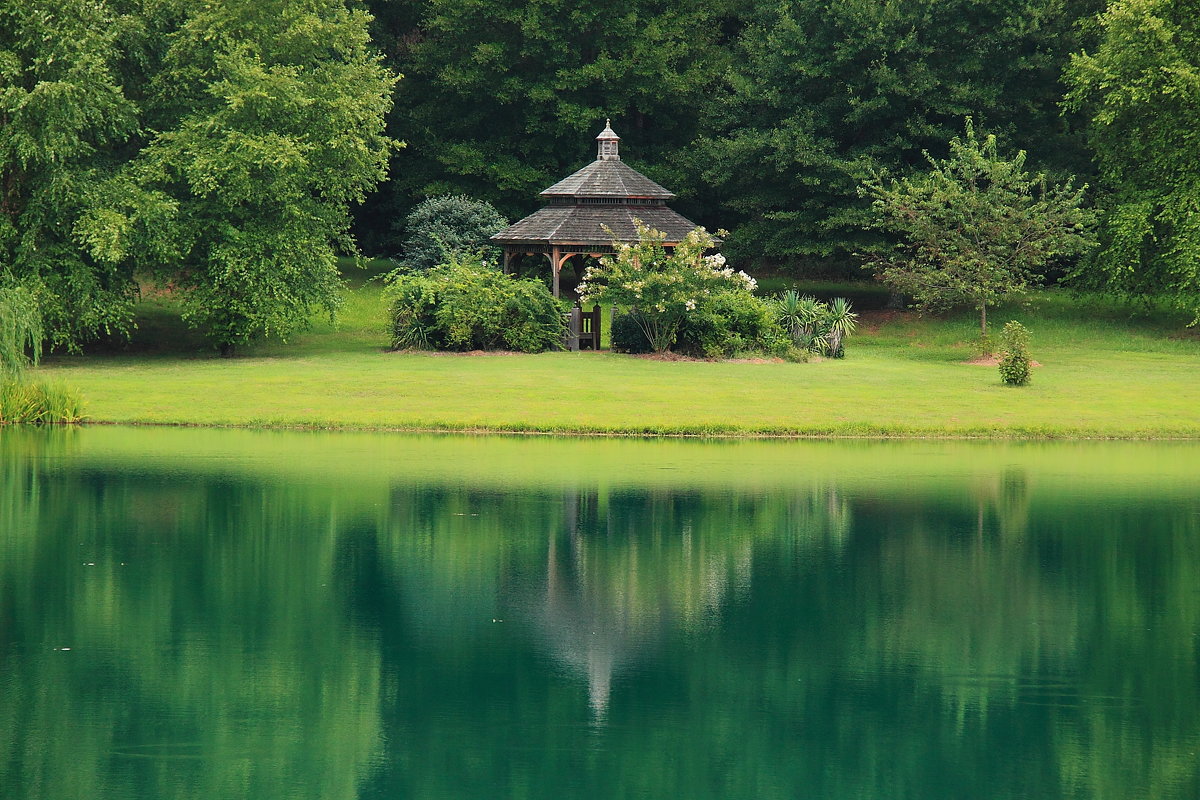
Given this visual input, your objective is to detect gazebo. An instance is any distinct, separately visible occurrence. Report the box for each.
[491,121,705,298]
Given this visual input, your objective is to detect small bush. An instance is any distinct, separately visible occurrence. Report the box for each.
[611,311,652,354]
[386,254,565,353]
[395,195,508,273]
[999,320,1032,385]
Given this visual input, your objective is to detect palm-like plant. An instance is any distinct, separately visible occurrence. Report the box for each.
[822,297,858,358]
[774,291,827,351]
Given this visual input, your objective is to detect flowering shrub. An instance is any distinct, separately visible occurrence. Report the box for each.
[578,223,758,353]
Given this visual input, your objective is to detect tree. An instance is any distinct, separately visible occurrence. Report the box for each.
[0,0,140,348]
[82,0,398,353]
[685,0,1102,268]
[1064,0,1200,323]
[395,195,507,273]
[861,120,1095,338]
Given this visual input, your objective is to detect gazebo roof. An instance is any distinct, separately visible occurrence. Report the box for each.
[491,205,698,246]
[539,159,675,200]
[492,121,699,248]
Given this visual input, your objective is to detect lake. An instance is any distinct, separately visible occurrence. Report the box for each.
[2,428,1198,799]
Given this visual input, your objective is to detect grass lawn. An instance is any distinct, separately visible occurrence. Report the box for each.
[34,277,1200,437]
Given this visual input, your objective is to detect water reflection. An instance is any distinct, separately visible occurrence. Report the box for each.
[1,429,1199,799]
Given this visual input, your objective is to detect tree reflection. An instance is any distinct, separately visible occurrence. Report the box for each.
[0,433,382,800]
[2,430,1199,800]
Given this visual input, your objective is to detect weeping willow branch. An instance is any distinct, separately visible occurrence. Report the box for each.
[0,287,44,380]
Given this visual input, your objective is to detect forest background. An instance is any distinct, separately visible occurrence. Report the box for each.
[2,0,1197,352]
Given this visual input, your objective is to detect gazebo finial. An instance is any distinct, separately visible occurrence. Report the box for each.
[596,119,620,161]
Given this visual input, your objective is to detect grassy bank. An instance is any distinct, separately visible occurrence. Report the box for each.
[35,279,1200,438]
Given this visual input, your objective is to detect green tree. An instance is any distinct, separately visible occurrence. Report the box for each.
[687,0,1101,267]
[862,121,1095,338]
[0,0,140,348]
[83,0,398,353]
[1064,0,1200,323]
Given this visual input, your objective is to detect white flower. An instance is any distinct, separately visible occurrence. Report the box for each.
[704,253,727,268]
[685,299,697,311]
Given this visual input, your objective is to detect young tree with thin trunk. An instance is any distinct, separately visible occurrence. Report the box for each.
[861,120,1096,340]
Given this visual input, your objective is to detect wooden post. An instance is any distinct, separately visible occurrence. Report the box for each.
[551,247,562,298]
[591,305,602,350]
[568,304,582,351]
[502,250,512,275]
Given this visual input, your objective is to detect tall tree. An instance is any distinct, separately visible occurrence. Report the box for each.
[0,0,140,347]
[1064,0,1200,323]
[686,0,1101,268]
[83,0,398,352]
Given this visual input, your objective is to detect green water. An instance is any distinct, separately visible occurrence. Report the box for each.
[2,428,1199,799]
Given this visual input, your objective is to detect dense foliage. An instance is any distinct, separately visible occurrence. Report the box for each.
[0,286,41,378]
[675,289,788,359]
[363,0,1103,269]
[0,0,140,347]
[363,0,729,231]
[394,195,507,272]
[2,0,397,353]
[1065,0,1200,323]
[686,0,1101,266]
[386,254,565,352]
[4,0,1199,355]
[862,121,1095,337]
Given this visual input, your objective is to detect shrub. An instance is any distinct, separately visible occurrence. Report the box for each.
[823,297,858,359]
[386,254,565,353]
[677,290,788,358]
[998,320,1032,386]
[611,311,652,354]
[395,195,508,273]
[579,223,760,354]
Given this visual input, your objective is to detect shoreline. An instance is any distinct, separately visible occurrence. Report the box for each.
[58,418,1200,441]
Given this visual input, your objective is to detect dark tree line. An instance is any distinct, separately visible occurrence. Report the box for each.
[360,0,1106,270]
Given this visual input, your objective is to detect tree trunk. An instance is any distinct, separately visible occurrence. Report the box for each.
[979,303,988,338]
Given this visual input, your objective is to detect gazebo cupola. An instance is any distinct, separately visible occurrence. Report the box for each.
[492,121,708,298]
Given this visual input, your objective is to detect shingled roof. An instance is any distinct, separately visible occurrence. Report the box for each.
[539,160,675,200]
[492,205,697,246]
[492,121,699,247]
